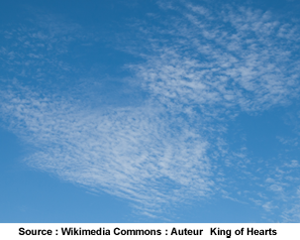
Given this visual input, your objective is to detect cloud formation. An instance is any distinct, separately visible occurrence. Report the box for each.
[0,83,212,212]
[1,2,300,220]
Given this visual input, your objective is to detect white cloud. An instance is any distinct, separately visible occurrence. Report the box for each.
[131,4,300,115]
[262,201,277,212]
[1,1,300,220]
[0,83,212,211]
[284,160,300,168]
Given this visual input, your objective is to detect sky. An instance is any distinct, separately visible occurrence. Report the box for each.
[0,0,300,223]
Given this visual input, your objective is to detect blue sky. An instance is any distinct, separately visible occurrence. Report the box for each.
[1,0,300,222]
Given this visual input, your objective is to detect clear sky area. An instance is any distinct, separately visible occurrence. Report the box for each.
[1,0,300,223]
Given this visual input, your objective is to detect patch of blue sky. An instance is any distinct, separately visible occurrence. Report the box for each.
[1,0,300,222]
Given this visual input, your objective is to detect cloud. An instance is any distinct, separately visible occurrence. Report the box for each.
[125,2,300,219]
[130,3,300,115]
[284,160,300,168]
[262,201,277,212]
[1,1,300,220]
[0,82,212,211]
